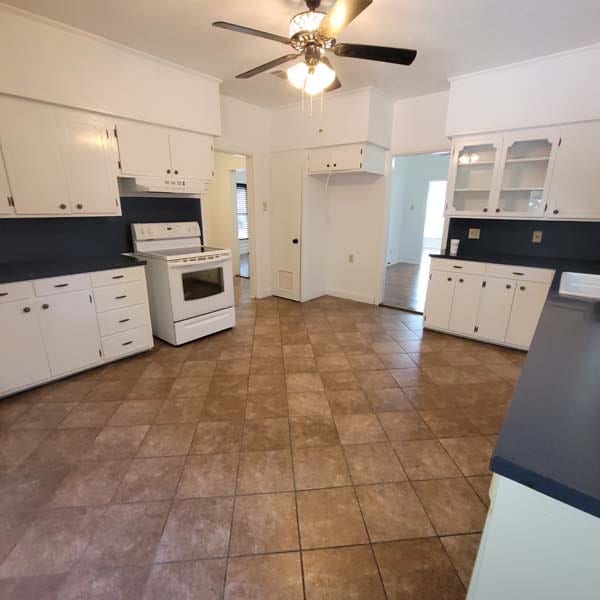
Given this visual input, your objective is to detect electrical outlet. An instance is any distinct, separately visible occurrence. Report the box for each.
[348,254,354,263]
[468,228,481,240]
[532,230,543,243]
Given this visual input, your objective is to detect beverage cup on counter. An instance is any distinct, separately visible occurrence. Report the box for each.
[449,239,460,256]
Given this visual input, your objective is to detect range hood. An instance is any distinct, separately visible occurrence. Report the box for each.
[118,176,208,197]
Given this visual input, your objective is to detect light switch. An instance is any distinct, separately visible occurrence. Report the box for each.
[468,228,481,240]
[532,230,543,243]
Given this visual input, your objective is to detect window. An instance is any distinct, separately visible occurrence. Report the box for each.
[236,183,248,240]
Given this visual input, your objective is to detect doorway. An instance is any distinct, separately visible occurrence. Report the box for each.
[383,152,450,312]
[202,152,250,281]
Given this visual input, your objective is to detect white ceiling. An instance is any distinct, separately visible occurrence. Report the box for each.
[4,0,600,108]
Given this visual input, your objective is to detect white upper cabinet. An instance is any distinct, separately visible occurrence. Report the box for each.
[116,120,214,181]
[446,136,503,216]
[116,120,171,178]
[307,147,332,173]
[306,143,385,175]
[59,113,120,215]
[493,130,559,218]
[0,149,12,215]
[169,131,214,180]
[546,121,600,220]
[0,97,71,215]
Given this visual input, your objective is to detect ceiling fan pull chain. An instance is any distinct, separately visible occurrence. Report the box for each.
[320,89,324,113]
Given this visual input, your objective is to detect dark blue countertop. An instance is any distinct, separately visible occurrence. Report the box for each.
[0,256,146,284]
[433,252,600,517]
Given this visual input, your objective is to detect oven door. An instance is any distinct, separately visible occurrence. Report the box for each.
[167,257,234,322]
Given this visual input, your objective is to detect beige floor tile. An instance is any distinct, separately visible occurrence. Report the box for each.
[326,390,371,414]
[293,445,351,489]
[176,453,239,498]
[236,449,294,494]
[440,436,493,476]
[393,439,461,480]
[441,533,482,587]
[334,414,387,444]
[245,393,288,420]
[290,416,340,448]
[191,421,243,454]
[242,418,290,451]
[287,392,331,417]
[343,443,407,484]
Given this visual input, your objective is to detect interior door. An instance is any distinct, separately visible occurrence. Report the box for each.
[476,277,516,343]
[546,121,600,220]
[449,273,484,335]
[169,131,214,180]
[270,151,303,301]
[0,97,71,215]
[116,120,171,177]
[331,144,363,171]
[306,147,332,173]
[39,291,101,376]
[0,300,51,394]
[0,149,12,215]
[424,270,456,329]
[505,282,549,348]
[60,114,120,215]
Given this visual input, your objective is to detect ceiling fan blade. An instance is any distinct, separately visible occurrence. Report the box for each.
[236,54,300,79]
[212,21,290,46]
[334,43,417,65]
[321,57,342,91]
[318,0,372,39]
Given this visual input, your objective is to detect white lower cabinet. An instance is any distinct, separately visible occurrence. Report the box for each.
[39,291,101,376]
[424,259,553,350]
[0,300,51,395]
[0,265,153,398]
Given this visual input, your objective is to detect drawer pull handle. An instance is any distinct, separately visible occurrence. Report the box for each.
[112,275,125,280]
[118,318,131,323]
[0,292,8,297]
[54,283,69,288]
[122,340,133,346]
[452,266,463,269]
[512,272,524,276]
[115,295,127,299]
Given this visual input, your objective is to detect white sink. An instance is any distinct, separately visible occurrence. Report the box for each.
[559,272,600,299]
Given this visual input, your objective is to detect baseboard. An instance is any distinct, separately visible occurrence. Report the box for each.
[325,288,377,305]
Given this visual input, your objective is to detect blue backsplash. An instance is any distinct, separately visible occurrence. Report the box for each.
[446,219,600,261]
[0,197,202,264]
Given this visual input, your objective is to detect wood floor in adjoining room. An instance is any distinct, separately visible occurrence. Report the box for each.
[0,277,524,599]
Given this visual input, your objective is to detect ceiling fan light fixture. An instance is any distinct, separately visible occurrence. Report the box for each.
[287,61,309,89]
[305,61,336,95]
[289,10,326,38]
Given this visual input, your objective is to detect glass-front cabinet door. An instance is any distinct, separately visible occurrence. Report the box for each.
[492,131,559,218]
[446,137,503,216]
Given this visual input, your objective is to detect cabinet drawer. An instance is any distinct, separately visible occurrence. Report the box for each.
[93,281,147,313]
[102,325,153,360]
[430,258,486,275]
[485,264,554,283]
[98,304,150,336]
[91,266,144,288]
[34,273,91,296]
[0,281,34,304]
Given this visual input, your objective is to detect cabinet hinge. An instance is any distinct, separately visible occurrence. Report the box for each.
[360,148,363,155]
[558,138,562,146]
[113,126,118,139]
[7,196,14,208]
[359,162,362,169]
[118,160,122,170]
[105,129,109,139]
[482,280,487,288]
[89,294,93,304]
[429,273,432,280]
[423,315,426,322]
[115,198,119,207]
[544,203,548,212]
[474,325,479,333]
[99,348,102,358]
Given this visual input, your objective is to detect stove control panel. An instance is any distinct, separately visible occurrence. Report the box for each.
[132,222,200,241]
[169,252,231,266]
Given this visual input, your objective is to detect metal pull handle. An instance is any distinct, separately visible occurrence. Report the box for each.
[112,275,125,280]
[54,283,69,288]
[452,266,463,269]
[115,295,127,299]
[118,318,131,323]
[122,340,133,346]
[41,303,49,310]
[512,272,524,276]
[22,306,31,313]
[0,292,8,297]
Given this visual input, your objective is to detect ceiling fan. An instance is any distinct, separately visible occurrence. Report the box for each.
[213,0,417,96]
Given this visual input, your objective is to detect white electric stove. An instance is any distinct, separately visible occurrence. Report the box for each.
[131,221,235,345]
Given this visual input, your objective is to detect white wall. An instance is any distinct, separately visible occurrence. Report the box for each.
[391,91,451,155]
[447,44,600,136]
[202,152,245,276]
[387,153,450,265]
[216,95,272,298]
[325,172,389,304]
[0,4,220,134]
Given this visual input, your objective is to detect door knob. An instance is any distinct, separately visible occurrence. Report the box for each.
[292,239,299,244]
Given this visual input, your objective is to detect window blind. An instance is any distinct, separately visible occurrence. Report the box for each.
[236,183,248,240]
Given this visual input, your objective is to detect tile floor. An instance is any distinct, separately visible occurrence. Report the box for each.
[0,277,525,599]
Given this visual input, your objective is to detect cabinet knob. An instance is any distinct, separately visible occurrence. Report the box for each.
[166,169,171,174]
[495,208,501,213]
[174,170,179,175]
[76,203,83,210]
[483,208,488,213]
[333,163,337,167]
[520,286,526,291]
[447,277,452,282]
[59,203,67,210]
[506,284,512,289]
[22,306,31,313]
[292,238,299,244]
[41,303,49,310]
[459,278,464,283]
[326,164,330,168]
[553,209,559,215]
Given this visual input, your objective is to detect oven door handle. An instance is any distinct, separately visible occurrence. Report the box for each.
[167,258,230,269]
